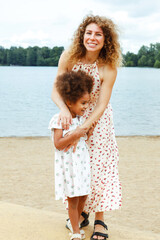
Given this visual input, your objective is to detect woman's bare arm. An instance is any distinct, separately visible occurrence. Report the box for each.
[81,65,117,130]
[51,50,72,129]
[63,65,117,152]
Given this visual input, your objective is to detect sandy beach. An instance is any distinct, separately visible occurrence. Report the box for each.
[0,136,160,240]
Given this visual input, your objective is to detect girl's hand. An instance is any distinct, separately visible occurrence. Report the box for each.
[58,109,72,130]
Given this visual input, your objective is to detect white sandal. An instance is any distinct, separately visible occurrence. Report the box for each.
[70,233,82,240]
[67,219,85,239]
[80,229,85,239]
[66,218,73,232]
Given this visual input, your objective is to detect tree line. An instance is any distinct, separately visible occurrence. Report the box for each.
[123,43,160,68]
[0,46,64,66]
[0,43,160,68]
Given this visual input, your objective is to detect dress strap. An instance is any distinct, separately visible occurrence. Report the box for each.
[77,61,97,67]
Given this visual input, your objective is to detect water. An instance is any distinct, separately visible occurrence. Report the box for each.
[0,66,160,136]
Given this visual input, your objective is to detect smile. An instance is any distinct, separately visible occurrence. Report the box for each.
[87,43,97,48]
[87,43,97,46]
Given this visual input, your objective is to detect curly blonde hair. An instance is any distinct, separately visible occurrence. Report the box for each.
[68,14,122,68]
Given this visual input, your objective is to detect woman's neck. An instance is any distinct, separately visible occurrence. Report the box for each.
[81,52,99,64]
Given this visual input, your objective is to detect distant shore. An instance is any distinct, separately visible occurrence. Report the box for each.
[1,42,160,68]
[0,136,159,239]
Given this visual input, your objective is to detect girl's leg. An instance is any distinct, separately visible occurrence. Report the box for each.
[78,195,88,239]
[68,196,80,234]
[78,195,88,220]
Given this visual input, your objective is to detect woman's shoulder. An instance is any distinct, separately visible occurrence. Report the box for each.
[98,61,117,70]
[58,50,75,71]
[58,50,69,67]
[98,62,117,82]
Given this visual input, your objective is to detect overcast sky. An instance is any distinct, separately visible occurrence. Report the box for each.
[1,0,160,53]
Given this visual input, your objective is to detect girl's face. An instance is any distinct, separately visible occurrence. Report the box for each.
[67,92,90,118]
[83,23,105,53]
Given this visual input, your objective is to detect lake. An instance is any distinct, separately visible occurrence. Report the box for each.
[0,66,160,136]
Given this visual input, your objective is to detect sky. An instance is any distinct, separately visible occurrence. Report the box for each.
[1,0,160,53]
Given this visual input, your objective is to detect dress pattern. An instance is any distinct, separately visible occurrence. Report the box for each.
[49,114,91,200]
[72,62,122,212]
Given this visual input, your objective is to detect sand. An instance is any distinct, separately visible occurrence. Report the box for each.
[0,136,160,240]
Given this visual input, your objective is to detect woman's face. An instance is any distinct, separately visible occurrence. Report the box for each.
[83,23,105,53]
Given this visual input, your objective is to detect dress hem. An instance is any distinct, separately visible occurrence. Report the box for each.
[84,205,122,213]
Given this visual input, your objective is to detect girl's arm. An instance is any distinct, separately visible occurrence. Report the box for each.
[54,127,87,150]
[81,65,117,130]
[51,50,72,130]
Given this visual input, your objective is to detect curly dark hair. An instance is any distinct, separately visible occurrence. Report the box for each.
[56,70,93,103]
[68,14,122,67]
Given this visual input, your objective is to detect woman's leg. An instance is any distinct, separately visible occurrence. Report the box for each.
[93,212,106,240]
[79,211,89,226]
[68,196,80,234]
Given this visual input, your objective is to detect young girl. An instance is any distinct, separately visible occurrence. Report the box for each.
[49,70,94,240]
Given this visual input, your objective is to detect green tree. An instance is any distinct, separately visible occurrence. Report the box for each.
[16,47,26,65]
[0,46,5,65]
[138,45,149,58]
[138,55,148,67]
[147,58,155,67]
[155,52,160,62]
[147,44,156,67]
[154,60,160,68]
[123,52,138,66]
[50,46,64,66]
[26,46,39,66]
[7,47,18,65]
[0,46,64,66]
[36,48,45,66]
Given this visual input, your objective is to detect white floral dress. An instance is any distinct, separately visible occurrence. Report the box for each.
[48,114,90,200]
[72,62,122,212]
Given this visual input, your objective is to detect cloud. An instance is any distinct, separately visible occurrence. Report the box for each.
[94,0,160,17]
[119,10,160,53]
[0,0,160,53]
[0,30,49,48]
[12,31,48,42]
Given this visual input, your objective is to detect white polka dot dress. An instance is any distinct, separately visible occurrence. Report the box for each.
[72,62,122,212]
[49,114,91,200]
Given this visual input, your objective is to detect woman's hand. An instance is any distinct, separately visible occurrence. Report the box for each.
[87,121,97,139]
[58,109,72,130]
[64,126,88,152]
[64,139,80,153]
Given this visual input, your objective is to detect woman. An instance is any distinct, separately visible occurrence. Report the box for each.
[51,14,122,240]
